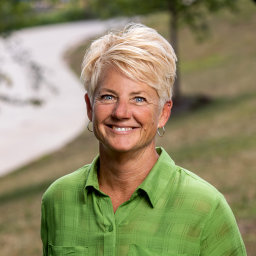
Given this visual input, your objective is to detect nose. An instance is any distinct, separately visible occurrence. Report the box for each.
[112,100,131,119]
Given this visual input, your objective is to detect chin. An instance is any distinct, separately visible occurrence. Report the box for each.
[100,139,139,153]
[108,144,136,153]
[102,139,154,154]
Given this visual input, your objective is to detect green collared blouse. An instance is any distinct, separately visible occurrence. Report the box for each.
[41,147,246,256]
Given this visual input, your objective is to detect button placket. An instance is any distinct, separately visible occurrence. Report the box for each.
[102,197,116,255]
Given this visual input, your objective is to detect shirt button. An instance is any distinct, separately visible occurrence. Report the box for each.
[109,225,113,232]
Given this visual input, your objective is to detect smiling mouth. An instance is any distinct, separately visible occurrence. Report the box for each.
[108,125,134,131]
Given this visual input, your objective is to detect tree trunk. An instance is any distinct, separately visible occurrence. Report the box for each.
[170,4,181,100]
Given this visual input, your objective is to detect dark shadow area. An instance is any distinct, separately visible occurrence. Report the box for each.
[172,95,212,115]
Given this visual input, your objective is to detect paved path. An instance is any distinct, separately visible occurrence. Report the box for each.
[0,19,127,176]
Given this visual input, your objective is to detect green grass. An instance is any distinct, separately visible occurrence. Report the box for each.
[1,1,256,255]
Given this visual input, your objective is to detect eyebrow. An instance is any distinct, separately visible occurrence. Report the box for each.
[129,91,149,96]
[98,88,116,94]
[98,89,149,96]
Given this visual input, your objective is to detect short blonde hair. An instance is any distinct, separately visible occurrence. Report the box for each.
[81,23,177,107]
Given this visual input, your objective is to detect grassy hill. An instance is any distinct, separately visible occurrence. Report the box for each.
[0,1,256,255]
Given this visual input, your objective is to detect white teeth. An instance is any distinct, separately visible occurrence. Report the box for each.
[113,126,132,131]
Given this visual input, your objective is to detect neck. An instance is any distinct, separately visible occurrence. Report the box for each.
[98,142,159,211]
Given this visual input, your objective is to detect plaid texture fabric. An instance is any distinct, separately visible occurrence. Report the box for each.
[41,147,246,256]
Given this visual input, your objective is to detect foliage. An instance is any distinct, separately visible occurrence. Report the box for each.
[0,0,32,35]
[89,0,239,35]
[0,0,96,35]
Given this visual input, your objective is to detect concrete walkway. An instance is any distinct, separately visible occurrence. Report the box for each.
[0,19,127,176]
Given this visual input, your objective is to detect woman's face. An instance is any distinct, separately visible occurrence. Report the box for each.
[85,67,171,153]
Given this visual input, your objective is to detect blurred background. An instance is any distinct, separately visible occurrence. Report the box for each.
[0,0,256,255]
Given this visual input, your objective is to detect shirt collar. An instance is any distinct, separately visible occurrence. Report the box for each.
[84,147,177,207]
[138,147,177,208]
[84,155,101,204]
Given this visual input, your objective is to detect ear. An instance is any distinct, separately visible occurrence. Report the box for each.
[158,101,172,128]
[84,93,93,121]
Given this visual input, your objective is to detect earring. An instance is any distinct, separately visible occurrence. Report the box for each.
[157,126,165,137]
[87,121,93,132]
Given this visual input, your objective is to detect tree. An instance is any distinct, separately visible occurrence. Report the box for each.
[0,0,32,35]
[88,0,239,100]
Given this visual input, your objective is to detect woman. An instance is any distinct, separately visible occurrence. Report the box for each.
[41,23,246,255]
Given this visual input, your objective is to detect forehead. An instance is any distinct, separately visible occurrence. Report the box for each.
[97,67,158,97]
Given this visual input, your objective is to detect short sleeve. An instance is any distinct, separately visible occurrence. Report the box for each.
[41,199,48,256]
[200,194,247,256]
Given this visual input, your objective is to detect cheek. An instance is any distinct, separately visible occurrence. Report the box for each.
[93,104,113,121]
[134,108,158,131]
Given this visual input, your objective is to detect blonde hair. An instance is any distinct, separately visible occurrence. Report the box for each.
[81,23,177,107]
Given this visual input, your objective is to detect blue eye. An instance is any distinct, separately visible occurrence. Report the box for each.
[102,95,113,100]
[135,97,145,102]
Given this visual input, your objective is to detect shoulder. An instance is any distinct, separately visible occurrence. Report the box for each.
[173,165,226,213]
[42,164,90,203]
[158,147,223,206]
[177,166,219,194]
[168,165,236,235]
